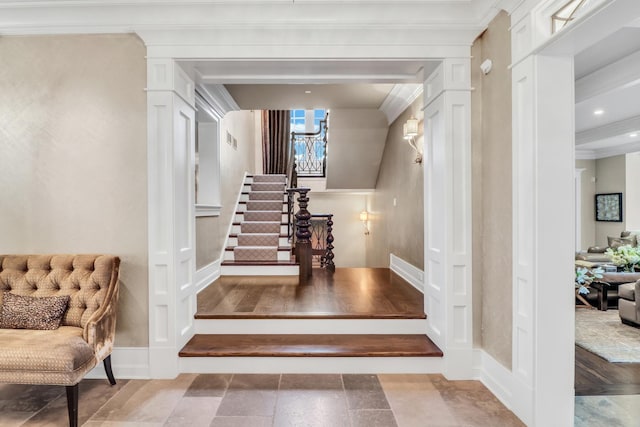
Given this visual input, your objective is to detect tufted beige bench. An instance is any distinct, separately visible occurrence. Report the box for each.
[0,254,120,427]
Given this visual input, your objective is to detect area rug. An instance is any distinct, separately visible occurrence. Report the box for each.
[575,309,640,363]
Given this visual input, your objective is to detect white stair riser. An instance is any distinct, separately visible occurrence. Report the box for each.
[221,265,299,276]
[195,319,427,335]
[180,357,442,374]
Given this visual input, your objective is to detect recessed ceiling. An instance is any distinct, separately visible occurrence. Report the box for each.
[223,84,396,110]
[574,25,640,159]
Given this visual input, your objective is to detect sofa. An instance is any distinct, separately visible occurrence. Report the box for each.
[0,254,120,427]
[619,279,640,326]
[575,231,640,263]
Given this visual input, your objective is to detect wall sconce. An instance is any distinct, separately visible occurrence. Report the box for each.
[403,117,423,164]
[359,210,370,235]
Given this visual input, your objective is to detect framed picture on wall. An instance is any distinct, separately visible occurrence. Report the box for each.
[595,193,623,222]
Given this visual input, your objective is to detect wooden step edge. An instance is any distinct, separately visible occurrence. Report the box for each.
[233,222,288,226]
[221,260,298,266]
[239,201,287,205]
[194,312,427,320]
[226,246,292,251]
[179,334,443,358]
[230,233,288,238]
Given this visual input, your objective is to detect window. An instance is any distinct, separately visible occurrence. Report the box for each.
[552,0,590,34]
[290,109,328,177]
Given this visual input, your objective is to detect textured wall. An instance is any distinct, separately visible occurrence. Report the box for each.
[0,34,148,346]
[195,110,257,269]
[625,153,640,231]
[577,159,596,249]
[307,192,369,267]
[325,109,389,190]
[365,97,424,269]
[471,11,513,367]
[595,155,626,245]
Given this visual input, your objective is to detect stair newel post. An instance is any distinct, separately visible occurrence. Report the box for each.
[294,188,313,280]
[324,214,335,272]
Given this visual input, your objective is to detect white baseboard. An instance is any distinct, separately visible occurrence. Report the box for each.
[195,259,221,293]
[85,347,150,380]
[473,349,530,426]
[390,254,424,293]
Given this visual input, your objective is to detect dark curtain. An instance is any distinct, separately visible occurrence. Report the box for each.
[262,110,291,174]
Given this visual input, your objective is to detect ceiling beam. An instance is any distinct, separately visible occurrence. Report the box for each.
[576,115,640,146]
[575,48,640,103]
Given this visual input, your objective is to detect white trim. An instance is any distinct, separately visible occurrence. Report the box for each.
[576,115,640,146]
[85,347,150,380]
[180,356,443,374]
[575,168,585,252]
[195,204,221,217]
[195,83,240,117]
[390,253,424,293]
[473,349,530,426]
[379,83,424,125]
[194,258,221,294]
[195,318,426,335]
[222,172,249,257]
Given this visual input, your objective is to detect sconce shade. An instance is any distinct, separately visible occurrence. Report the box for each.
[359,210,369,222]
[405,117,419,137]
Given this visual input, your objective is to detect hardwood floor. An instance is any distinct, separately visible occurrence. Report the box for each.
[575,345,640,395]
[196,267,425,319]
[180,334,442,357]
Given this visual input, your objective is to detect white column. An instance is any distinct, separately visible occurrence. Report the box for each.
[511,51,575,427]
[423,58,473,379]
[147,59,197,378]
[575,168,585,252]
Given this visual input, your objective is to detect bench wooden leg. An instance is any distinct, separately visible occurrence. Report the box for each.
[104,355,116,386]
[66,384,78,427]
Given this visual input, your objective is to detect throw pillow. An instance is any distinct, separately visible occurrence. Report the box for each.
[0,292,70,330]
[608,236,636,249]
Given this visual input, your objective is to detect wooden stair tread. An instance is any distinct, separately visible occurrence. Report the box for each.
[225,246,292,251]
[195,312,427,320]
[221,260,298,266]
[179,334,442,357]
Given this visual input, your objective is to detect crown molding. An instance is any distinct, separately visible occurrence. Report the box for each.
[576,49,640,103]
[576,115,640,146]
[379,83,424,125]
[195,83,240,117]
[0,1,496,37]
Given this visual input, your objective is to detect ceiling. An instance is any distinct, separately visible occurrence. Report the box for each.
[224,84,396,110]
[574,25,640,159]
[187,58,436,117]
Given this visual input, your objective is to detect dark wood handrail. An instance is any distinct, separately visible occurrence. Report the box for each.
[286,188,312,280]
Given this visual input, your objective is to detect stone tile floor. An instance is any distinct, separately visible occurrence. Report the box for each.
[0,374,525,427]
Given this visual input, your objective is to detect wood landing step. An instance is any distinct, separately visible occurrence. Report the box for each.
[179,334,442,358]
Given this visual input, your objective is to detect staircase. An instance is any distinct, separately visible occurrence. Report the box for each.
[221,174,298,277]
[179,269,443,374]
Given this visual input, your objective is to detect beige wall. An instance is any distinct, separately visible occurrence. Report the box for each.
[595,155,626,245]
[0,34,148,346]
[471,11,513,367]
[195,110,258,268]
[577,159,596,249]
[325,109,389,190]
[306,192,369,267]
[365,96,424,269]
[625,152,640,231]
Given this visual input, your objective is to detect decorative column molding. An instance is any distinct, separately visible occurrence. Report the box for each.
[423,58,473,380]
[147,58,197,378]
[510,4,576,424]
